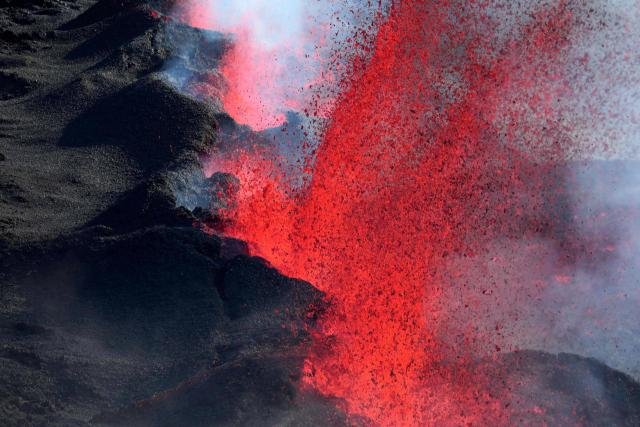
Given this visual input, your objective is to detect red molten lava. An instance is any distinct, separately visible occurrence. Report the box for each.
[207,0,579,425]
[177,1,290,129]
[176,0,368,130]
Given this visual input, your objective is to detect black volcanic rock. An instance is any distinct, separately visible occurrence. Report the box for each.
[222,255,322,322]
[88,175,195,232]
[59,0,146,31]
[65,7,156,58]
[59,75,218,170]
[0,0,226,243]
[0,0,344,425]
[487,351,640,425]
[1,223,328,425]
[0,71,35,100]
[92,355,351,427]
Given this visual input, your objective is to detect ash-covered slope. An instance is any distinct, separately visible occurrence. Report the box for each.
[0,1,639,426]
[0,1,346,425]
[0,0,220,243]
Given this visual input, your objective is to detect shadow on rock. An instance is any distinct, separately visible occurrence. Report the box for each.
[59,76,217,171]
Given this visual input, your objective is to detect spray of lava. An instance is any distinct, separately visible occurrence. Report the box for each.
[174,0,640,424]
[173,0,387,130]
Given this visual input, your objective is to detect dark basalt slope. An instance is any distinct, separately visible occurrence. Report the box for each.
[0,0,347,425]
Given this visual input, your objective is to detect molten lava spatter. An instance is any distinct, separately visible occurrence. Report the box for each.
[169,0,640,423]
[200,0,585,424]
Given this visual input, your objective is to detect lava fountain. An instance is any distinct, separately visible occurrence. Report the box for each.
[174,0,384,130]
[177,0,640,424]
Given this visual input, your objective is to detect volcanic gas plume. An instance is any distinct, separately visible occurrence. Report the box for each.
[174,0,640,424]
